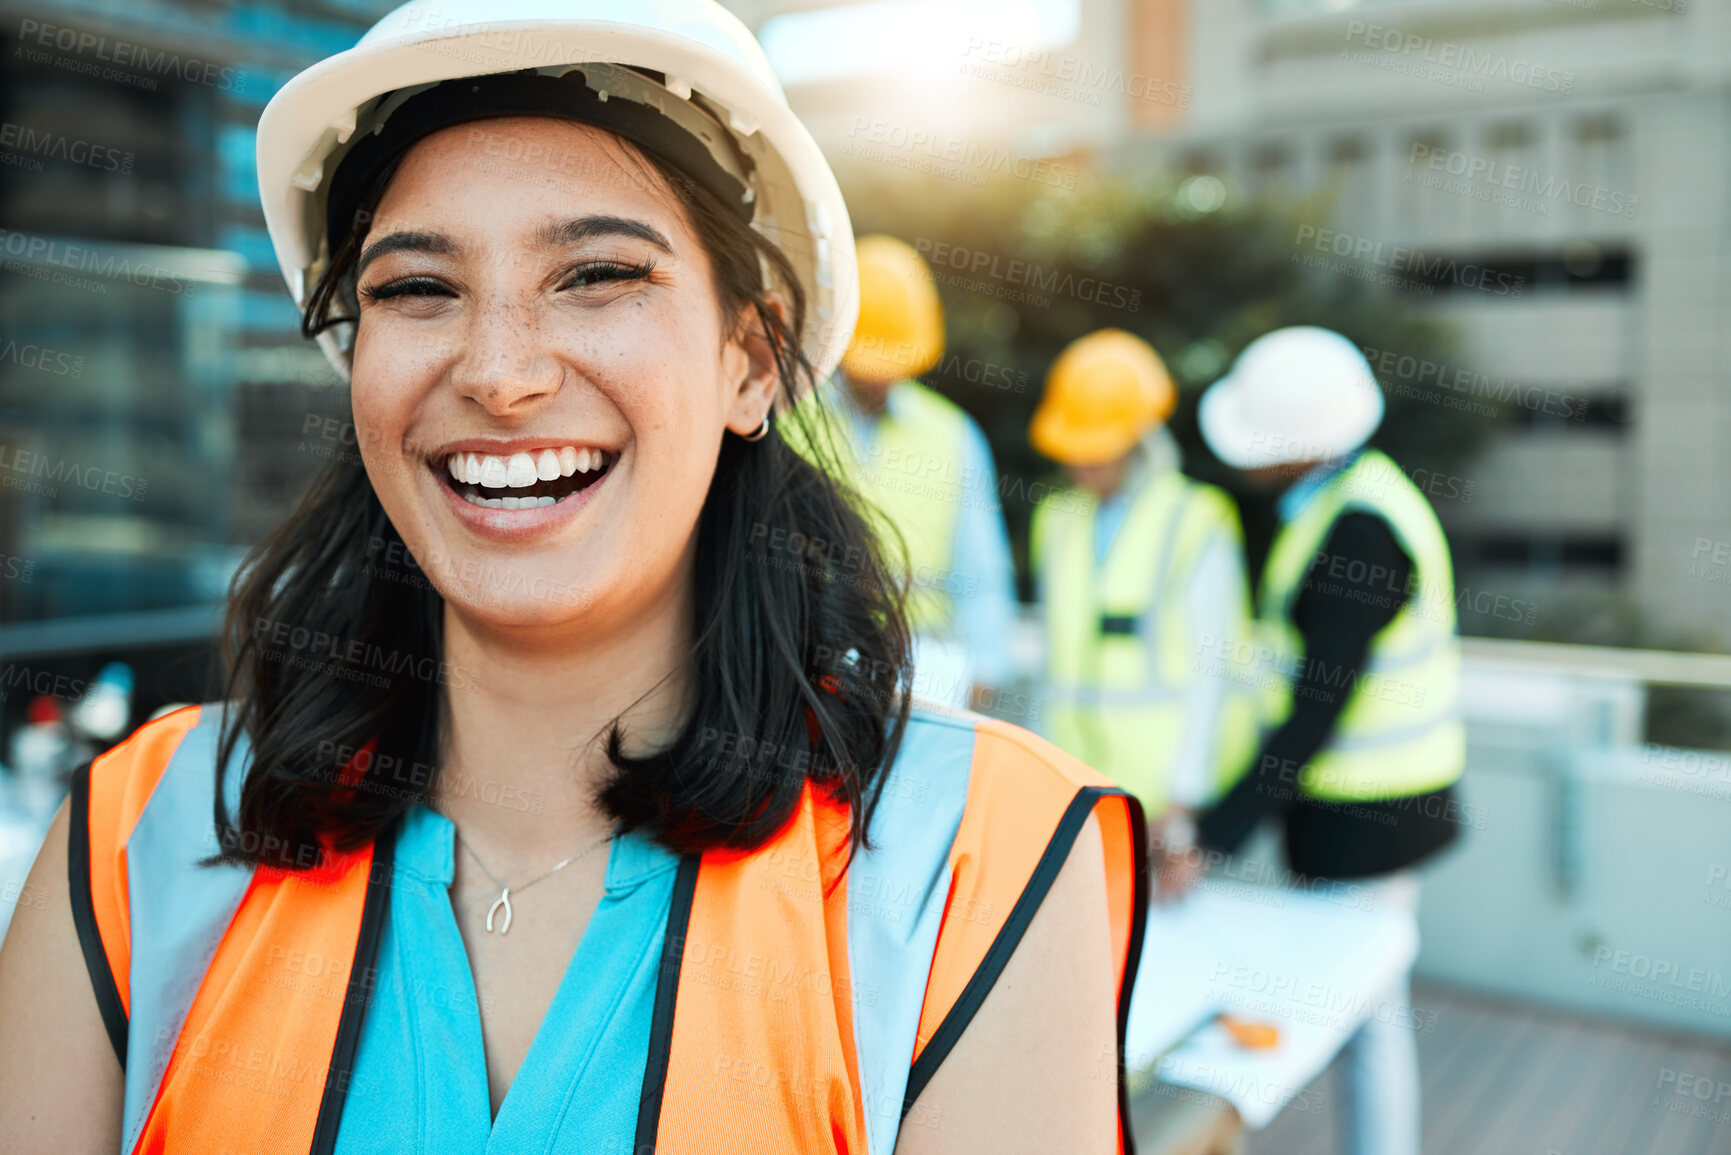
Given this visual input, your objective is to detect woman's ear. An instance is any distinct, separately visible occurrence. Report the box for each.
[722,293,790,438]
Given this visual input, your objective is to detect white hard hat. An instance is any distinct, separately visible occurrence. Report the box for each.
[256,0,856,382]
[1198,326,1385,469]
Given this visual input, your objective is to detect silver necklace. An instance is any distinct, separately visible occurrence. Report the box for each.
[451,826,615,935]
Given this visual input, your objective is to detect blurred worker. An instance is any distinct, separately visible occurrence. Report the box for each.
[804,234,1017,709]
[6,695,70,821]
[1178,325,1466,1155]
[68,661,134,747]
[1028,329,1256,845]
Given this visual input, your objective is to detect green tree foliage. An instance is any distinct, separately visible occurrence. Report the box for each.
[842,167,1496,586]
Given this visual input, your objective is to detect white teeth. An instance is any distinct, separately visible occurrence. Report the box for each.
[458,489,562,511]
[506,453,538,488]
[447,445,606,493]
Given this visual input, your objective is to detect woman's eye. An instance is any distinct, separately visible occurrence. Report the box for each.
[559,259,655,291]
[357,261,652,304]
[360,276,455,302]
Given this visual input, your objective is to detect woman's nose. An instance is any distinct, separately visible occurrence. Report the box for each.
[449,303,564,416]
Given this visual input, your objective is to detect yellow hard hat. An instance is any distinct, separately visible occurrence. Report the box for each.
[1030,329,1176,465]
[842,235,944,383]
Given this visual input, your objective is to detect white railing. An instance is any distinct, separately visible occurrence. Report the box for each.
[1425,638,1731,1038]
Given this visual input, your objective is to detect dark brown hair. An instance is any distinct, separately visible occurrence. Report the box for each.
[210,119,911,868]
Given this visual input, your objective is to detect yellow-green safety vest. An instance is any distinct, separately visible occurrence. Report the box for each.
[784,380,972,633]
[1032,471,1258,816]
[1254,449,1466,802]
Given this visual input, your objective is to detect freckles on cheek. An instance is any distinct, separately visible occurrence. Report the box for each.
[627,373,724,461]
[355,305,453,372]
[349,390,425,489]
[350,383,403,444]
[600,338,706,424]
[354,332,445,392]
[353,332,442,435]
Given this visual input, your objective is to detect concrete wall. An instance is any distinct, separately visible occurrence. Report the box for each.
[1113,0,1731,639]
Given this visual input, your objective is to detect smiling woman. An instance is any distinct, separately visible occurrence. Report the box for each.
[248,107,903,856]
[0,3,1146,1154]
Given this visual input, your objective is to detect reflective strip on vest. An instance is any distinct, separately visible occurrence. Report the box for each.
[1256,449,1466,802]
[782,381,971,633]
[1327,702,1462,751]
[848,716,974,1153]
[74,705,390,1154]
[1033,473,1258,813]
[121,708,258,1153]
[646,722,974,1154]
[75,705,1148,1154]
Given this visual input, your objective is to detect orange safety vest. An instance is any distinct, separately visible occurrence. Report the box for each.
[70,703,1148,1154]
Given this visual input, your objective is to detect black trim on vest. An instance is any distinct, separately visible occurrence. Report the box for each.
[1115,789,1149,1155]
[634,852,700,1154]
[308,824,397,1155]
[902,785,1128,1120]
[67,759,129,1069]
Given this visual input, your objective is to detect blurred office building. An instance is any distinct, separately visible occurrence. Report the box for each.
[1128,0,1726,645]
[0,0,397,723]
[742,0,1730,645]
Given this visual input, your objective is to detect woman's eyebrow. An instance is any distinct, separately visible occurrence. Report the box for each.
[356,230,458,278]
[353,217,670,279]
[537,215,673,254]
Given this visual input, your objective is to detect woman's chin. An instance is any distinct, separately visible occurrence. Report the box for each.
[437,578,594,632]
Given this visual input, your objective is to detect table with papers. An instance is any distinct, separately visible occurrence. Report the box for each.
[1125,877,1419,1130]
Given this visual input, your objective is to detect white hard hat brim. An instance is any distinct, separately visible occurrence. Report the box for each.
[1199,370,1385,470]
[257,13,857,382]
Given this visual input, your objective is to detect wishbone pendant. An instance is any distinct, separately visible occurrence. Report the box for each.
[487,888,513,935]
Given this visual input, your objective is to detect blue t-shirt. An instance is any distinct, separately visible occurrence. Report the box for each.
[334,803,680,1154]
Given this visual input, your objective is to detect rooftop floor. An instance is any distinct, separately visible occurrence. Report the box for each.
[1243,980,1731,1155]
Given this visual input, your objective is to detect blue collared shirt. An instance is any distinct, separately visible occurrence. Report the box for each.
[1276,452,1360,524]
[336,805,678,1153]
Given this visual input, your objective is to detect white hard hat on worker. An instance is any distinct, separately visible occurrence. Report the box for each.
[256,0,857,381]
[1199,326,1385,470]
